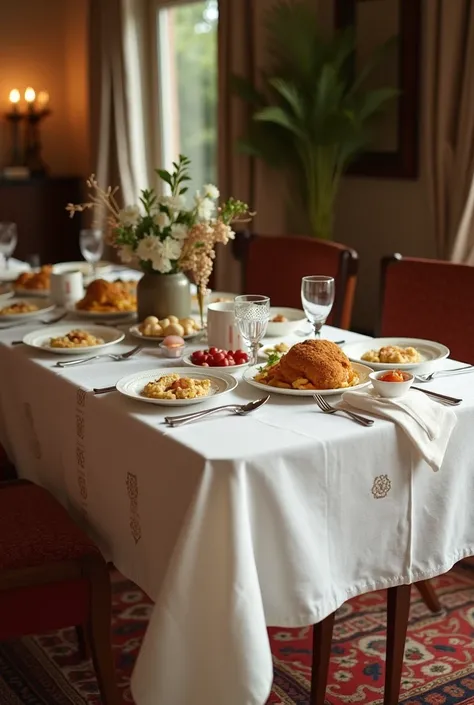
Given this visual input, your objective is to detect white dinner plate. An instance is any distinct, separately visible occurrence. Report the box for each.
[116,367,238,406]
[14,286,50,298]
[100,270,143,283]
[53,261,113,277]
[341,337,450,372]
[266,308,307,337]
[243,362,372,397]
[183,354,249,373]
[129,325,201,342]
[0,286,13,302]
[23,324,125,355]
[0,297,56,322]
[68,305,136,321]
[0,264,31,282]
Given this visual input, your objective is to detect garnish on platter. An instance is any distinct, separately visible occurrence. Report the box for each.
[255,339,360,391]
[258,350,281,371]
[260,342,290,360]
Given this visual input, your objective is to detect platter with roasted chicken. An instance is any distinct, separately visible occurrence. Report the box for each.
[71,279,137,319]
[243,339,372,396]
[14,265,52,296]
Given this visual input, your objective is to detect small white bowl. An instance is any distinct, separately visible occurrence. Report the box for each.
[159,342,186,359]
[265,308,307,337]
[369,370,414,398]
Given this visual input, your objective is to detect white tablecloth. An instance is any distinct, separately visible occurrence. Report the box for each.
[0,318,473,705]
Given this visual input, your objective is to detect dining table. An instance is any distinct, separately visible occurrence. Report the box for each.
[0,303,474,705]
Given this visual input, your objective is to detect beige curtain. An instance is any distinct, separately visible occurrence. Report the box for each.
[215,0,257,292]
[425,0,474,262]
[89,0,157,209]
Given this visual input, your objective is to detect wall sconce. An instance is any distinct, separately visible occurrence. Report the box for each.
[4,87,51,177]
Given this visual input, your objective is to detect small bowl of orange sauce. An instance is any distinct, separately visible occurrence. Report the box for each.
[369,369,414,398]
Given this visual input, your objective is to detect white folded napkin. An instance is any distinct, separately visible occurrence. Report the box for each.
[341,389,457,472]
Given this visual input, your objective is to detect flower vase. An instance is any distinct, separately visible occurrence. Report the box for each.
[137,272,191,321]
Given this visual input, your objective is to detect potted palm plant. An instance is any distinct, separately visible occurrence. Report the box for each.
[233,0,398,240]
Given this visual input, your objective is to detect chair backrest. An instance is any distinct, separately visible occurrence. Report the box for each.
[379,254,474,363]
[232,233,358,329]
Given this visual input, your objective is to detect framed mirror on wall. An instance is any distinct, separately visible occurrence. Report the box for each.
[335,0,421,179]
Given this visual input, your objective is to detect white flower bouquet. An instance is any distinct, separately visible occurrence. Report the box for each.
[67,155,251,321]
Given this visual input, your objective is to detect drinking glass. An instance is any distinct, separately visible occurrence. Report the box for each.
[234,294,270,365]
[301,275,335,337]
[79,229,104,279]
[0,223,18,269]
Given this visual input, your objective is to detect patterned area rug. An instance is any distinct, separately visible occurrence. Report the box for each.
[1,566,474,705]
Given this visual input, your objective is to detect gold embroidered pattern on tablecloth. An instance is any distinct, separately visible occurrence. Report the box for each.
[372,475,392,499]
[75,388,88,515]
[126,472,142,544]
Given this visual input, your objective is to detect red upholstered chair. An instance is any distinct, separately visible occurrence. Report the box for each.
[232,232,358,330]
[0,481,119,705]
[379,254,474,364]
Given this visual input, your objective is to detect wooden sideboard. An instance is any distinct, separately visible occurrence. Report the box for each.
[0,177,83,264]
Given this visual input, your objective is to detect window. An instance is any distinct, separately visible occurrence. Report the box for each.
[157,0,218,195]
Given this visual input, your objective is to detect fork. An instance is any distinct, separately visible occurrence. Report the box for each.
[414,365,474,383]
[56,345,143,368]
[164,396,270,427]
[411,386,462,405]
[313,393,374,427]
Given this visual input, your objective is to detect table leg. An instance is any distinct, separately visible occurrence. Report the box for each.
[310,611,336,705]
[384,584,411,705]
[415,580,442,613]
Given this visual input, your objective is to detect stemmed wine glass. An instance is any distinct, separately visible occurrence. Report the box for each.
[301,276,335,337]
[234,294,270,365]
[79,229,104,279]
[0,223,18,270]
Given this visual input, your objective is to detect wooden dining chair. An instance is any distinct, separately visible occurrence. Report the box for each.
[379,254,474,364]
[0,480,119,705]
[232,232,359,330]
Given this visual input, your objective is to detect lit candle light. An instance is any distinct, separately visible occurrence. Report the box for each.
[24,87,36,111]
[9,89,20,113]
[37,91,49,110]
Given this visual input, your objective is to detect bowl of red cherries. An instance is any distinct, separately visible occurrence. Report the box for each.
[184,347,250,372]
